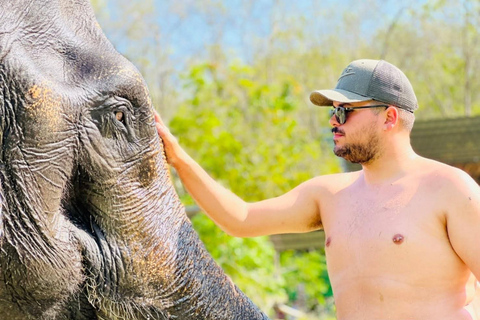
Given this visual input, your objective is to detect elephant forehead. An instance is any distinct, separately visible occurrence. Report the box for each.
[0,1,150,106]
[93,63,152,103]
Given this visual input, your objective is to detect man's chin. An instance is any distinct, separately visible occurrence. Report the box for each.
[334,147,368,164]
[333,147,349,160]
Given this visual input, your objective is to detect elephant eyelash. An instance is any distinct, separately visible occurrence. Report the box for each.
[90,97,137,141]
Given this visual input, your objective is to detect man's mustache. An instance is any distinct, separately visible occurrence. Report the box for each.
[332,127,345,135]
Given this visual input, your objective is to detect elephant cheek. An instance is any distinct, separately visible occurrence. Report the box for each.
[137,154,159,188]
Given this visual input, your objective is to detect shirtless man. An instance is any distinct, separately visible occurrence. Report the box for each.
[155,59,480,320]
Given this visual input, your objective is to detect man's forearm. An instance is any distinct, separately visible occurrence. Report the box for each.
[172,151,249,237]
[154,110,321,238]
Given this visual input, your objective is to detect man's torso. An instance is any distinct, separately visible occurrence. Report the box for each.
[315,159,476,320]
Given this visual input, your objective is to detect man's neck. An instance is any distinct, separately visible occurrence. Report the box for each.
[360,141,418,186]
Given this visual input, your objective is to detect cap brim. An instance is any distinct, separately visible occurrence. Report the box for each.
[310,89,372,106]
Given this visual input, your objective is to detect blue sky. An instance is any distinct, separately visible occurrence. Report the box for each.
[99,0,425,70]
[156,0,420,61]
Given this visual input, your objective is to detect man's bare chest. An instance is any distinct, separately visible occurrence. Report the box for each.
[320,184,456,277]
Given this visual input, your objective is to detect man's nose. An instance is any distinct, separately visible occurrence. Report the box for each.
[329,112,340,127]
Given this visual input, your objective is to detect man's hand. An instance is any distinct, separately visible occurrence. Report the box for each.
[154,110,184,167]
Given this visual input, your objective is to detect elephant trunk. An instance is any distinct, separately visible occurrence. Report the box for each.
[75,142,270,319]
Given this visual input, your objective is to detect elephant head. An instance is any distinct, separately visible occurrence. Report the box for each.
[0,1,270,319]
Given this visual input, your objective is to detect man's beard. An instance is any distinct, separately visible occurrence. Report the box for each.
[332,126,380,164]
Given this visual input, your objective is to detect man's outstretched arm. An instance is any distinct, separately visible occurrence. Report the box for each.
[154,111,322,237]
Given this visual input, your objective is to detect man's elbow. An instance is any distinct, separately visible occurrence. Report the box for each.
[221,224,257,238]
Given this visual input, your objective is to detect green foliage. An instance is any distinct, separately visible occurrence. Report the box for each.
[373,0,480,118]
[169,61,339,317]
[170,62,339,202]
[280,250,332,310]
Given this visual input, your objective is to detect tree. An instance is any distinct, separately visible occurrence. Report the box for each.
[168,61,339,316]
[374,0,480,118]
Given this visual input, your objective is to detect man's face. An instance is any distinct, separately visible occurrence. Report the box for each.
[329,101,384,164]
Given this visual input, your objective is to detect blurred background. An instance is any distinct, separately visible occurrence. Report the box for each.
[91,0,480,318]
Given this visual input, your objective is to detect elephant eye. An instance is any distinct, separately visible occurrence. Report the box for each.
[115,111,124,122]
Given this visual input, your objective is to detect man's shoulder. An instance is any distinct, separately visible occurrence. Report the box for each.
[415,157,479,194]
[417,157,470,179]
[305,171,360,192]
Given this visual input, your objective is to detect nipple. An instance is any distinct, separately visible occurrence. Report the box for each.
[325,237,332,248]
[392,234,404,245]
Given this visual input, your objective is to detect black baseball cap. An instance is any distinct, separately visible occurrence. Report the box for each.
[310,59,418,113]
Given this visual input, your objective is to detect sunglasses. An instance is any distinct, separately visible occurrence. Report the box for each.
[330,105,389,124]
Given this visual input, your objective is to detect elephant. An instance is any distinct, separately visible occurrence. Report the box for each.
[0,0,270,319]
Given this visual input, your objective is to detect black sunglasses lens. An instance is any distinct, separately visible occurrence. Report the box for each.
[339,108,346,124]
[332,107,346,124]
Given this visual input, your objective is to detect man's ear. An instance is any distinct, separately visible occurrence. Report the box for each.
[384,106,399,131]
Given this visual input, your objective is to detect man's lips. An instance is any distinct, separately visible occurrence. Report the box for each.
[332,127,345,138]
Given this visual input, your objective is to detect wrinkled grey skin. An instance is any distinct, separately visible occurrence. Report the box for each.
[0,1,270,319]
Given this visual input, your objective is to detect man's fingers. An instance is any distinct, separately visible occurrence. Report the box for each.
[153,109,170,137]
[153,109,166,126]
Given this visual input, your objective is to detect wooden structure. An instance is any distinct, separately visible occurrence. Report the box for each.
[269,231,325,252]
[410,116,480,183]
